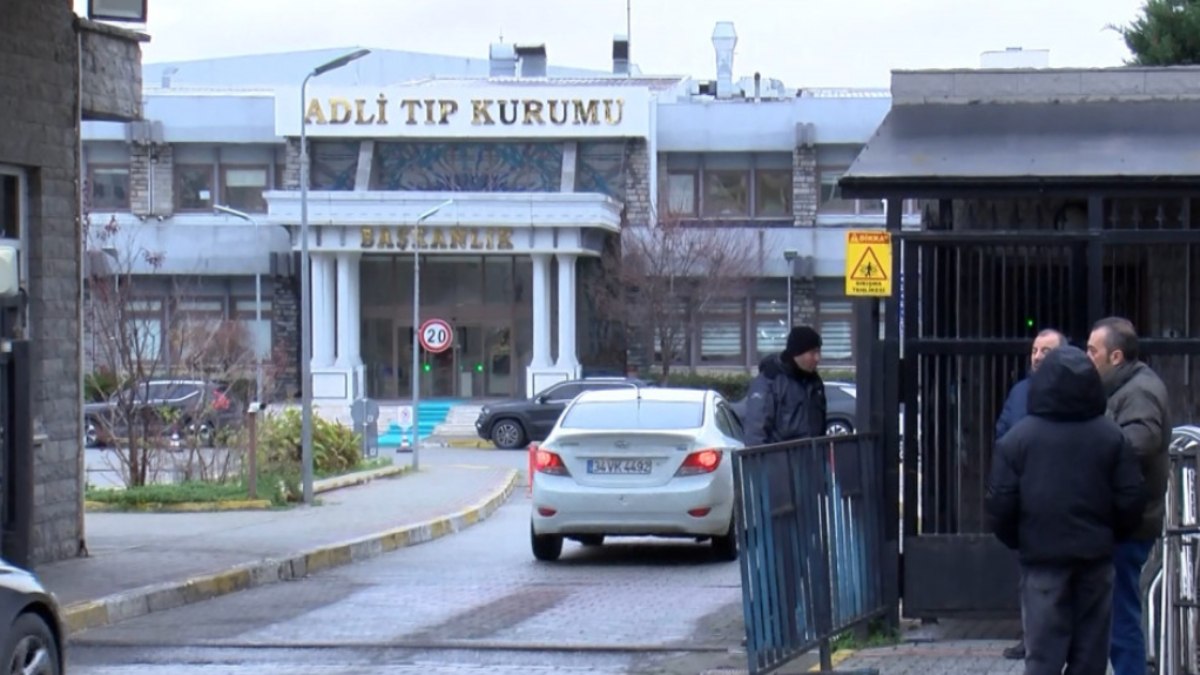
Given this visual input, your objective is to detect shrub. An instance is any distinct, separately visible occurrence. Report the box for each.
[661,372,753,401]
[85,369,125,402]
[258,408,362,479]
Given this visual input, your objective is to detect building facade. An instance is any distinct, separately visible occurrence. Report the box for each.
[82,24,916,413]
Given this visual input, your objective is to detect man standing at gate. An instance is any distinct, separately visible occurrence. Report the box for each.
[996,327,1066,661]
[987,345,1144,675]
[1087,317,1171,675]
[742,326,826,445]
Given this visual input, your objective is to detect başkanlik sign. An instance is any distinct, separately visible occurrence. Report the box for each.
[360,226,515,251]
[275,86,652,139]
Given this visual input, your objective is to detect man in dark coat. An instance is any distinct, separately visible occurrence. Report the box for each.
[1087,317,1170,675]
[742,326,827,445]
[986,345,1144,675]
[997,327,1066,661]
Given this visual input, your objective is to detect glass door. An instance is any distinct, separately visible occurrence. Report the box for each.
[484,325,513,398]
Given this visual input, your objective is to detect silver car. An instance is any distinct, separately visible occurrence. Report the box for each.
[0,558,64,675]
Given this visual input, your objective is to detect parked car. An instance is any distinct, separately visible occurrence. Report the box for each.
[529,386,743,562]
[84,379,240,448]
[0,558,64,675]
[475,377,653,449]
[726,379,858,439]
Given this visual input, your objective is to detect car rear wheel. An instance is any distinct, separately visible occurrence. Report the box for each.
[712,519,738,561]
[84,420,99,448]
[825,419,854,436]
[531,523,563,562]
[3,612,61,675]
[491,419,527,450]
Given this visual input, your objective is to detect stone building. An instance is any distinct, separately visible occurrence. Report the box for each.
[1,1,144,563]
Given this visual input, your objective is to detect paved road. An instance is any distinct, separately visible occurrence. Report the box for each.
[68,452,767,674]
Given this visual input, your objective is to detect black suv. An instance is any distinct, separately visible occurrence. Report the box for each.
[475,377,652,449]
[84,379,240,448]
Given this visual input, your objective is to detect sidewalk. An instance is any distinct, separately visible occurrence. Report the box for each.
[38,458,518,635]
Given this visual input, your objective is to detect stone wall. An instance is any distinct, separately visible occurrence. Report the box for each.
[283,138,304,191]
[792,144,817,227]
[129,143,173,218]
[78,19,144,121]
[623,139,651,225]
[271,273,301,399]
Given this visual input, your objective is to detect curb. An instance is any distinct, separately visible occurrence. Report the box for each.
[806,648,856,671]
[82,464,413,513]
[64,468,519,635]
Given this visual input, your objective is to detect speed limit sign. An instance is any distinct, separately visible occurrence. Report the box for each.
[419,318,453,353]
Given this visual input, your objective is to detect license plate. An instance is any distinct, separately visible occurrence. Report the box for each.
[587,458,652,475]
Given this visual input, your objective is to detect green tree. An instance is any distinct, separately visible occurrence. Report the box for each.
[1112,0,1200,65]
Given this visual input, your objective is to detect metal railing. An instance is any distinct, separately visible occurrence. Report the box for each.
[1151,425,1200,674]
[732,433,889,674]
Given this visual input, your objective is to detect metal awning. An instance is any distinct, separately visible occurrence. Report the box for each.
[840,100,1200,198]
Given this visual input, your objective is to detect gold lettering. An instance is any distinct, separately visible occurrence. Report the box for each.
[485,229,495,250]
[414,226,427,249]
[498,100,519,125]
[377,228,394,249]
[437,99,458,125]
[354,98,376,125]
[432,228,447,249]
[522,100,545,125]
[604,99,625,125]
[360,227,374,248]
[376,93,389,125]
[424,99,437,125]
[450,227,469,249]
[394,226,410,250]
[547,100,569,125]
[305,98,327,125]
[572,100,599,125]
[469,229,484,250]
[400,100,421,125]
[471,99,495,125]
[496,228,514,250]
[328,98,353,124]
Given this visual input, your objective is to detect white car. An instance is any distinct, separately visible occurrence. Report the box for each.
[529,386,744,562]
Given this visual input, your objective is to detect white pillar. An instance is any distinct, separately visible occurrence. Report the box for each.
[555,253,579,373]
[312,253,336,368]
[530,253,553,368]
[335,252,362,368]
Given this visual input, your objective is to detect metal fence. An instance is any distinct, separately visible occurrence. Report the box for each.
[1151,425,1200,675]
[732,433,889,674]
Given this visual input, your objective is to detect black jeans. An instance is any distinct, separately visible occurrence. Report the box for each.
[1021,558,1115,675]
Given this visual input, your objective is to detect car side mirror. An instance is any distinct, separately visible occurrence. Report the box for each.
[536,395,548,404]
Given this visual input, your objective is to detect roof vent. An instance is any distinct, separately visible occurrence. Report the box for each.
[613,35,630,75]
[515,44,547,78]
[711,22,737,99]
[489,43,517,77]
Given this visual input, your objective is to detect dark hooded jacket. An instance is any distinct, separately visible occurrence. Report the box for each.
[741,353,827,446]
[985,346,1144,564]
[1102,360,1171,541]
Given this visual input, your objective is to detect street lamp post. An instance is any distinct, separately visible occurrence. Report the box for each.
[214,204,265,406]
[410,199,453,472]
[299,48,370,505]
[783,249,798,329]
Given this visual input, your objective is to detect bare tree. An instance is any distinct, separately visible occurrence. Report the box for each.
[592,214,759,378]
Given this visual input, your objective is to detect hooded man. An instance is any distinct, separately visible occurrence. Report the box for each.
[742,325,827,445]
[986,345,1144,675]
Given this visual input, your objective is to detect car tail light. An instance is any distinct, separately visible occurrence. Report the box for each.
[213,390,231,411]
[676,449,722,476]
[688,507,712,517]
[534,448,570,476]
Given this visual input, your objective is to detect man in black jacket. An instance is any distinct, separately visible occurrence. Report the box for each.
[986,346,1144,675]
[742,326,827,445]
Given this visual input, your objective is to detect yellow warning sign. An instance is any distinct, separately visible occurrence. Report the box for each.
[845,230,893,297]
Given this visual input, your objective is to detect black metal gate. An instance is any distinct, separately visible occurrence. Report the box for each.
[0,340,32,568]
[897,205,1200,618]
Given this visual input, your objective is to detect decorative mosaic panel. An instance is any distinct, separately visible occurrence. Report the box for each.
[310,141,359,190]
[575,141,627,201]
[372,142,563,192]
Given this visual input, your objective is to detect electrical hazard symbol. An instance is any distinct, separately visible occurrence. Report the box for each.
[844,230,893,297]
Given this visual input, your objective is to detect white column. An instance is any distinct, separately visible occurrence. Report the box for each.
[335,252,362,368]
[312,253,336,367]
[554,253,579,373]
[530,253,553,368]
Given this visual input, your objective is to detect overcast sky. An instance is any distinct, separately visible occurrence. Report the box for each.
[77,0,1147,88]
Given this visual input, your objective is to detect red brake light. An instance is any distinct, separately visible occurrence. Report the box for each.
[676,449,722,476]
[213,390,230,411]
[534,448,569,476]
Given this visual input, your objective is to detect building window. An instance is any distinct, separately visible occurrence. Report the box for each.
[755,169,792,218]
[703,170,749,218]
[0,173,18,241]
[89,166,131,211]
[234,298,273,359]
[176,165,215,211]
[667,172,697,216]
[126,299,164,363]
[221,167,268,213]
[753,298,789,360]
[819,170,856,214]
[700,299,744,363]
[818,300,854,362]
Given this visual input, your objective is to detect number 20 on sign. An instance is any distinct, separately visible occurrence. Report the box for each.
[845,231,893,297]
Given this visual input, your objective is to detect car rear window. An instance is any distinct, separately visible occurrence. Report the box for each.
[559,400,705,430]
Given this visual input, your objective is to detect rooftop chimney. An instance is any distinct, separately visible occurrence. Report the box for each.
[613,35,630,76]
[489,43,517,77]
[515,44,548,78]
[712,22,737,99]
